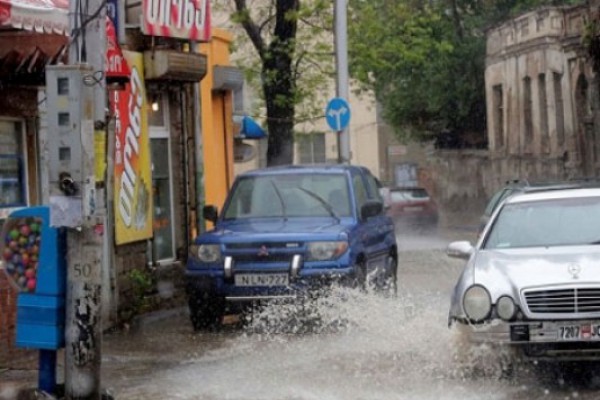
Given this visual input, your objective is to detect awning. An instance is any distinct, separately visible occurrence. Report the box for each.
[236,116,267,140]
[0,0,68,35]
[0,30,67,84]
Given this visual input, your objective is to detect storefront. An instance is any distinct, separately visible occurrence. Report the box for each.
[0,0,250,330]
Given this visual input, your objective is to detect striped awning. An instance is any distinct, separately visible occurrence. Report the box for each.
[0,0,68,35]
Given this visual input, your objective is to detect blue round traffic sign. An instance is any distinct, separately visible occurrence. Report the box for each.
[325,97,351,131]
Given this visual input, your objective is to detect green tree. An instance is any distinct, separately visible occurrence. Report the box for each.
[349,0,586,144]
[224,0,333,166]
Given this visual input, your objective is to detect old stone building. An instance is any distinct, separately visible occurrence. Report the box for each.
[424,3,600,222]
[485,4,600,181]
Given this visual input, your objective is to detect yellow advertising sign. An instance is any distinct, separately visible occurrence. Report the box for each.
[94,130,106,183]
[112,51,153,245]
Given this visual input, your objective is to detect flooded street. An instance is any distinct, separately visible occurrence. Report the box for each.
[101,226,600,399]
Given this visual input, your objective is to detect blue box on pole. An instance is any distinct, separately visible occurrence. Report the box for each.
[0,206,66,350]
[16,294,65,349]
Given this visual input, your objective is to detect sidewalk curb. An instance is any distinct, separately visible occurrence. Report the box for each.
[130,306,188,330]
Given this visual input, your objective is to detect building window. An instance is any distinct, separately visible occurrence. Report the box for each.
[553,72,565,145]
[538,73,549,153]
[523,76,533,149]
[0,120,26,208]
[492,85,504,149]
[297,133,326,164]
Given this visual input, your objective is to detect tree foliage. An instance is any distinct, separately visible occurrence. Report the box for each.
[218,1,334,166]
[348,0,586,144]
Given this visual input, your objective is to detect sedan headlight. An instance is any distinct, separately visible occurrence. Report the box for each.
[190,244,221,263]
[496,296,517,321]
[307,241,348,261]
[463,285,492,322]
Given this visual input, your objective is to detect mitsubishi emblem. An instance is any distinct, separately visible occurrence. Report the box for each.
[257,245,269,257]
[568,263,581,279]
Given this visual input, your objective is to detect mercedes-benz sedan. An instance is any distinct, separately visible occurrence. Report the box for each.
[448,187,600,360]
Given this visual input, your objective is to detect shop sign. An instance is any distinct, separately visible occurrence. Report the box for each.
[111,51,153,245]
[105,18,130,83]
[141,0,211,41]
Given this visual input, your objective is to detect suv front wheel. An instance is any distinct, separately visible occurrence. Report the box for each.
[188,293,225,331]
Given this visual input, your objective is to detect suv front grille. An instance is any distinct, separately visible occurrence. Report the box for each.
[224,243,303,264]
[524,288,600,314]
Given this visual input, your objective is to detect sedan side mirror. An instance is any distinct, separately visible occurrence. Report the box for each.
[203,205,218,224]
[446,241,474,260]
[361,200,383,220]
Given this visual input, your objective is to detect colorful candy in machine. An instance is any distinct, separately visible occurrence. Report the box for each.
[3,216,43,293]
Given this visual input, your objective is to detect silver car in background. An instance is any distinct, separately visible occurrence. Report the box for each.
[448,187,600,360]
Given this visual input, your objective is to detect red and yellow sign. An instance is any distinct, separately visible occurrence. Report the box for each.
[141,0,211,41]
[111,51,153,245]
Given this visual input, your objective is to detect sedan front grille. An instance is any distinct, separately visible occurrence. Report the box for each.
[524,288,600,314]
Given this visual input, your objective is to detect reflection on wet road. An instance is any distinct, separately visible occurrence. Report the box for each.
[102,226,600,400]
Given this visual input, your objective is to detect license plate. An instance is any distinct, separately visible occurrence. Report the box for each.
[234,273,289,287]
[558,323,600,341]
[403,206,423,212]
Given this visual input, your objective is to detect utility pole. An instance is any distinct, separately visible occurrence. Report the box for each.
[64,0,106,398]
[335,0,351,163]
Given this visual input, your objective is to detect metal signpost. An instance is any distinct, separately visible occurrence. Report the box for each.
[334,0,351,163]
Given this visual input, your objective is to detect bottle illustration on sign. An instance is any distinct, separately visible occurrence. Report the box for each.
[135,179,149,230]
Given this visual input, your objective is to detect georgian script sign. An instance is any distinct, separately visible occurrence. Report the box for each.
[141,0,211,41]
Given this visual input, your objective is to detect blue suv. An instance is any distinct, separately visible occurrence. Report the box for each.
[185,165,397,329]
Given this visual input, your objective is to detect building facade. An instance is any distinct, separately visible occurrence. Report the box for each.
[485,4,600,181]
[0,1,243,368]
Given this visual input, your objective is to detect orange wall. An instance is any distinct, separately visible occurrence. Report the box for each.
[199,29,235,213]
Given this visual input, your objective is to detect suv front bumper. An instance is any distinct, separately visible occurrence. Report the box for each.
[186,265,356,302]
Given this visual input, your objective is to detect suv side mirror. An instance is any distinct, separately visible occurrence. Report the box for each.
[203,205,218,224]
[361,200,383,220]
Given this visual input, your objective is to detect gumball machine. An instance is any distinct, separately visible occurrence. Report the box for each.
[1,206,66,395]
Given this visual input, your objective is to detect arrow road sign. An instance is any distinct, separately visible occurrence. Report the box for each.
[325,97,351,132]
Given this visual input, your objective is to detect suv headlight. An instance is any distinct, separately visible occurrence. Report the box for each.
[190,244,221,263]
[307,241,348,261]
[463,285,491,322]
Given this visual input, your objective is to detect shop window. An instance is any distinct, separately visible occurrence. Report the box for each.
[0,120,26,208]
[147,116,176,263]
[148,93,166,127]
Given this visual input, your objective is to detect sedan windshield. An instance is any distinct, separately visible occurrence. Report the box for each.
[223,173,352,219]
[484,196,600,249]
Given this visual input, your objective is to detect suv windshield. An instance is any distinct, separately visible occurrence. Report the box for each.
[484,196,600,249]
[223,173,352,219]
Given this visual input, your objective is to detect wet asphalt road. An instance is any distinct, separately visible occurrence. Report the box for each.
[101,226,600,400]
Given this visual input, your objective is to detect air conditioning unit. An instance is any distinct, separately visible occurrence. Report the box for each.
[143,50,207,82]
